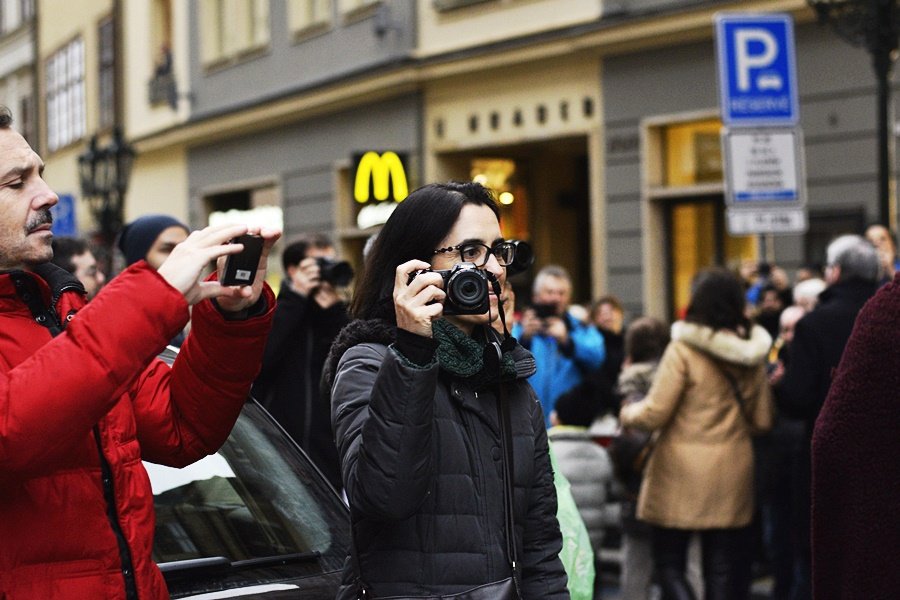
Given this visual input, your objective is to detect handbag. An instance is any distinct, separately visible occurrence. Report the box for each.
[351,339,522,600]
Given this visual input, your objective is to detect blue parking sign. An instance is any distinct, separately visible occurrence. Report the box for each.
[51,194,77,237]
[715,13,799,126]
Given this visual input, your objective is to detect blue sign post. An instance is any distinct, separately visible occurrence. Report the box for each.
[715,13,799,127]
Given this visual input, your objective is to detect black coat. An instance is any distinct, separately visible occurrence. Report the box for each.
[253,283,348,489]
[776,278,878,436]
[327,321,569,599]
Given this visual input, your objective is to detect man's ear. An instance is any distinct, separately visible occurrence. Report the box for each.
[286,264,299,279]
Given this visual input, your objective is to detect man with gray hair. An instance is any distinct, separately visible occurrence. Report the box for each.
[512,264,605,427]
[774,233,879,599]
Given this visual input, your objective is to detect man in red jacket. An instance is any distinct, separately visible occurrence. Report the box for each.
[0,107,279,599]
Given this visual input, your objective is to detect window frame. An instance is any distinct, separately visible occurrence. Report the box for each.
[45,36,86,153]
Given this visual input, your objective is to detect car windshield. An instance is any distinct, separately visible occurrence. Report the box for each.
[145,401,349,581]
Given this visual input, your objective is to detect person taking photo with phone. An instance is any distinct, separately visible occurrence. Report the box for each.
[0,106,280,600]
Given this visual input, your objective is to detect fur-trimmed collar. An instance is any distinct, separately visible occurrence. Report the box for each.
[671,321,771,367]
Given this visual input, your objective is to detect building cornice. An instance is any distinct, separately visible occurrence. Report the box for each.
[133,0,813,153]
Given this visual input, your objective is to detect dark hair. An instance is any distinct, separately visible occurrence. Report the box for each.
[50,237,90,273]
[552,392,597,428]
[282,233,333,273]
[685,268,750,332]
[350,181,500,321]
[625,316,670,363]
[0,106,12,129]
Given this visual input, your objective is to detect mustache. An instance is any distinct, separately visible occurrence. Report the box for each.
[26,210,53,233]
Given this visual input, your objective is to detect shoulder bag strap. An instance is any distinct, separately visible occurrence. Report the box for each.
[717,363,751,425]
[488,338,522,596]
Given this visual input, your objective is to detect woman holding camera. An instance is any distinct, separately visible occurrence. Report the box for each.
[323,182,569,599]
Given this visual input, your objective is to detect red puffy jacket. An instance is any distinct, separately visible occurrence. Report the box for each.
[0,262,274,599]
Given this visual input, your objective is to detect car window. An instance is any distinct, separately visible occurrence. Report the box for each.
[146,402,349,573]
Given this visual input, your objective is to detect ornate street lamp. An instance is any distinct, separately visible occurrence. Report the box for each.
[809,0,900,230]
[77,127,134,270]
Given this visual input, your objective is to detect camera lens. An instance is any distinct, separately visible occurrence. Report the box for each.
[317,258,354,287]
[447,268,488,308]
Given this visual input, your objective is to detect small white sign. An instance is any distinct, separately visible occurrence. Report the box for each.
[727,207,807,235]
[723,128,804,205]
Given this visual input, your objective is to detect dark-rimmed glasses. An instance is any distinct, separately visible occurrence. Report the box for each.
[433,240,517,267]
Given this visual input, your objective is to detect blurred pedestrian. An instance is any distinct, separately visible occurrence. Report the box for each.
[549,447,597,600]
[791,277,826,313]
[755,283,786,341]
[774,234,880,600]
[323,182,569,598]
[591,294,626,386]
[50,236,106,300]
[760,305,807,600]
[548,388,614,567]
[864,223,898,282]
[253,233,350,490]
[513,265,606,426]
[620,268,773,600]
[614,316,670,600]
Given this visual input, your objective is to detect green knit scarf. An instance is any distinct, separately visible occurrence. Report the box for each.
[432,319,518,391]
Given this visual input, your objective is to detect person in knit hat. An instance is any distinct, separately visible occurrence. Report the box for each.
[118,215,191,345]
[118,214,189,269]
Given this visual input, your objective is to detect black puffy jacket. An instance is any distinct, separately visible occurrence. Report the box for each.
[328,322,569,599]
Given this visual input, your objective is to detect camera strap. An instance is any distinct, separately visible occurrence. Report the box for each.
[486,273,516,351]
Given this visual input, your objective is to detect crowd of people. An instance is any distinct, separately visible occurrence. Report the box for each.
[3,94,897,599]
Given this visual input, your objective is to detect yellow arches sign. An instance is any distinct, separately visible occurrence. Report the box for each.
[353,151,409,203]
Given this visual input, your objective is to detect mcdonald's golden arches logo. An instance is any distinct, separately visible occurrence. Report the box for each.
[353,151,409,203]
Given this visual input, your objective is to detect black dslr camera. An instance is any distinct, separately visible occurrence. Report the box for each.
[316,257,354,287]
[408,262,490,315]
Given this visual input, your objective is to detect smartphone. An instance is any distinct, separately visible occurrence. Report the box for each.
[221,234,263,286]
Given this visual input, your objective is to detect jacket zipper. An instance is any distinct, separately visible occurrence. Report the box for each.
[94,427,139,600]
[17,272,139,598]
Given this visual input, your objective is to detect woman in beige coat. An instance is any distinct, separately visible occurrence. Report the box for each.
[620,268,773,600]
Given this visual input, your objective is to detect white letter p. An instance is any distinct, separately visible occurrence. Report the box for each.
[735,28,777,91]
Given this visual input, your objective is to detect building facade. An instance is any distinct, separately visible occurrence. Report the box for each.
[0,0,36,146]
[12,0,899,319]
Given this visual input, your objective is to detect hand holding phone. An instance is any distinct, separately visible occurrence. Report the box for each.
[222,234,264,286]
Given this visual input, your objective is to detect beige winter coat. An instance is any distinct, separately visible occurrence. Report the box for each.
[619,321,773,529]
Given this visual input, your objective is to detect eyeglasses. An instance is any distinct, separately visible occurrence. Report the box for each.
[433,240,517,267]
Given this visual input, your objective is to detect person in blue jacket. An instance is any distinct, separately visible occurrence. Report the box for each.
[513,265,605,426]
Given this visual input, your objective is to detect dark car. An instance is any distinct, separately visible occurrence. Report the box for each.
[146,348,349,599]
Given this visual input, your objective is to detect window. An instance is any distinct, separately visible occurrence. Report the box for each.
[20,0,34,21]
[98,17,116,129]
[46,37,86,152]
[19,95,34,147]
[289,0,332,32]
[338,0,378,14]
[433,0,491,11]
[201,0,270,66]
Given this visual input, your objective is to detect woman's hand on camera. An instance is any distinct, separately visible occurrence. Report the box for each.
[395,259,446,338]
